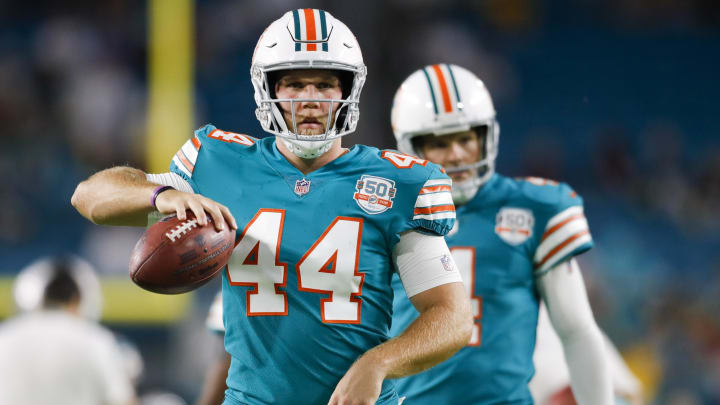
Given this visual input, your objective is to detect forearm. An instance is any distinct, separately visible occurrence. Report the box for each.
[363,283,471,379]
[561,323,612,405]
[71,166,157,226]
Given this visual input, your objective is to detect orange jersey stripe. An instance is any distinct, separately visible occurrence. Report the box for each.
[536,230,590,268]
[540,214,585,242]
[420,185,451,194]
[176,150,194,173]
[414,204,456,215]
[431,64,453,113]
[495,227,531,236]
[191,136,201,151]
[304,9,317,51]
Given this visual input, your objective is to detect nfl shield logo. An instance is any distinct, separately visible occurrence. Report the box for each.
[294,178,311,196]
[440,254,455,272]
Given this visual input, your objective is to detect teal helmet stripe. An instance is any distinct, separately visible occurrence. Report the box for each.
[292,9,301,51]
[445,64,462,109]
[319,10,328,51]
[422,68,439,115]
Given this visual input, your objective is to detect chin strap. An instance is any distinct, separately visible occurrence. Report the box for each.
[451,177,480,205]
[450,162,496,205]
[281,138,334,159]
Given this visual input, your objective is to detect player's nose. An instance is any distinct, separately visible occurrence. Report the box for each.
[299,84,321,99]
[297,85,322,109]
[447,141,467,162]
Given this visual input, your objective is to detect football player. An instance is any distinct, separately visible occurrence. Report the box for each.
[389,64,613,404]
[72,10,473,405]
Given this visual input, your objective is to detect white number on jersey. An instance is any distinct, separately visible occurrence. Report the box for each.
[227,210,364,323]
[297,217,364,323]
[450,247,482,346]
[381,151,428,169]
[227,209,288,315]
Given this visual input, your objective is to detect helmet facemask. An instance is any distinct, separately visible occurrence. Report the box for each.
[252,63,366,159]
[409,121,499,205]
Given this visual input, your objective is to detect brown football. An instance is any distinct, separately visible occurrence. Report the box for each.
[129,212,235,294]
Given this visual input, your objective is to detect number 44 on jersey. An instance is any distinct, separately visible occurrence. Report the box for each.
[227,209,365,324]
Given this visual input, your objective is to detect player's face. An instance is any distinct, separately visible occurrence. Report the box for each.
[418,129,483,182]
[275,70,343,136]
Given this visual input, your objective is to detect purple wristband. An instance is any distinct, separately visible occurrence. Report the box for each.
[151,185,175,208]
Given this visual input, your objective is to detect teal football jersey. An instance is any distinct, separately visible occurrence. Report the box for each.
[390,174,593,404]
[169,125,455,405]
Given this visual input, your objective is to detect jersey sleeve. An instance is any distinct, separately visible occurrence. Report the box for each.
[533,183,593,274]
[168,124,221,192]
[406,166,456,236]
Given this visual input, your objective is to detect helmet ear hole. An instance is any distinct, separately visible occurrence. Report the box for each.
[267,71,281,100]
[337,70,354,99]
[410,135,430,157]
[472,124,489,154]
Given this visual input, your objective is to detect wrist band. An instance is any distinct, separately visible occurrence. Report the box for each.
[151,185,175,208]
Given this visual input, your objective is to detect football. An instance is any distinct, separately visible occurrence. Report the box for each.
[129,212,236,294]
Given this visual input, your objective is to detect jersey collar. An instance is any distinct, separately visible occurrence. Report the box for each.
[266,138,362,174]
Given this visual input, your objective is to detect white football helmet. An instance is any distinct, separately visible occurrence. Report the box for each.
[392,64,499,204]
[13,255,103,320]
[251,9,367,159]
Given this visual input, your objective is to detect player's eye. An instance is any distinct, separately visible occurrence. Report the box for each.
[280,80,303,89]
[428,140,449,149]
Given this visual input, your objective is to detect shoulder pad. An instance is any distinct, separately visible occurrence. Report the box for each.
[514,176,582,209]
[374,149,447,183]
[513,177,592,273]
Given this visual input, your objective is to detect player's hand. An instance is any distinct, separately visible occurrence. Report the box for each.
[154,189,238,232]
[328,355,386,405]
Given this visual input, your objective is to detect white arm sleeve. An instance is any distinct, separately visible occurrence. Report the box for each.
[536,258,613,405]
[146,172,195,193]
[393,231,463,298]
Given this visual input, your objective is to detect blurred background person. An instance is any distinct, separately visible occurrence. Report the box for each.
[194,291,230,405]
[0,255,137,405]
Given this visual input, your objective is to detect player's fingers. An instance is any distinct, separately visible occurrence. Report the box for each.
[175,200,187,220]
[202,200,225,232]
[187,198,208,225]
[219,204,238,230]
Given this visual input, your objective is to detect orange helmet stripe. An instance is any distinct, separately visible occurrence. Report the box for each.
[304,9,317,51]
[431,64,453,113]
